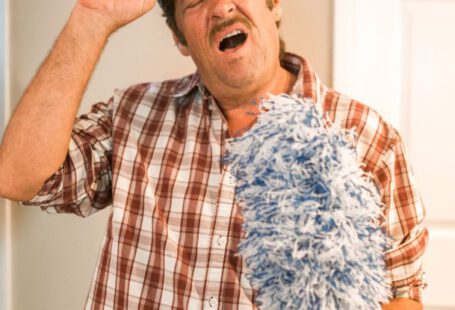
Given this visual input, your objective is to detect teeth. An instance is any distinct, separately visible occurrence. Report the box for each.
[222,30,243,41]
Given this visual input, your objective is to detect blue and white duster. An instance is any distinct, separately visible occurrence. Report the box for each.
[225,95,392,309]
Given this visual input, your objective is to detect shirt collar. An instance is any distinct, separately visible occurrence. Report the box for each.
[172,52,323,103]
[281,52,323,103]
[173,71,202,97]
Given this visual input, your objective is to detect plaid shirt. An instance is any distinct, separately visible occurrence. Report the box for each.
[19,53,428,309]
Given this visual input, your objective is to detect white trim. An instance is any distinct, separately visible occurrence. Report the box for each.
[0,0,5,139]
[4,0,9,120]
[2,202,11,310]
[1,0,12,309]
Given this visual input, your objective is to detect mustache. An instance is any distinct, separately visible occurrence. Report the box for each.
[209,16,252,44]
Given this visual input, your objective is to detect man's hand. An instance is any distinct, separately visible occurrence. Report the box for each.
[382,298,423,310]
[76,0,157,35]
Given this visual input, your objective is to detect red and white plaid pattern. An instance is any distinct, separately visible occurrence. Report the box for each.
[19,53,428,308]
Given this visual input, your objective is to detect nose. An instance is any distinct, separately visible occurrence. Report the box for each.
[210,0,236,20]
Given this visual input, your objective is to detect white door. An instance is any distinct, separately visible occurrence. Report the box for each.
[334,0,455,308]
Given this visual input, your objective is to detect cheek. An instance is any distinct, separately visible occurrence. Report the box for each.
[180,24,209,51]
[255,22,277,49]
[192,35,209,54]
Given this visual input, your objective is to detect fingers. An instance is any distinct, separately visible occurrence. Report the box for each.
[142,0,157,12]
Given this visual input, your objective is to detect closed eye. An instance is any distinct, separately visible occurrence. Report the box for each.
[184,0,203,11]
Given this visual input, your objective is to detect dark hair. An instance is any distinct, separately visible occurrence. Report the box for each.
[160,0,188,45]
[160,0,286,58]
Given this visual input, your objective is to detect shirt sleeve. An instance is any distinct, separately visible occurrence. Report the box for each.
[373,129,429,302]
[18,97,114,217]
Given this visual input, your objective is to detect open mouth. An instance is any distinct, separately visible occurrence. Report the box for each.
[219,30,248,52]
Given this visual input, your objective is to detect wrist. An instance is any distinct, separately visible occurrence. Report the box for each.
[382,298,423,310]
[67,4,116,43]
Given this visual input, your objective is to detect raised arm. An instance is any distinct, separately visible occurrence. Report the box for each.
[0,0,156,201]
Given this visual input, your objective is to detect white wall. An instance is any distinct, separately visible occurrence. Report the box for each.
[7,1,334,309]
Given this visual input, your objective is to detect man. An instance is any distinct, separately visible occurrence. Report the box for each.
[0,0,427,309]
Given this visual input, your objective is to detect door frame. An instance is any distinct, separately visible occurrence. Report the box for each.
[0,0,12,309]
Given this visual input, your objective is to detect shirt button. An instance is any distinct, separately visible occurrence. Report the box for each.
[216,235,226,246]
[226,172,236,186]
[208,296,218,308]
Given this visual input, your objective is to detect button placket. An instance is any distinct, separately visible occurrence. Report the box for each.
[224,168,236,187]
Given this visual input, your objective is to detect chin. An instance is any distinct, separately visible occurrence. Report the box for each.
[221,72,257,90]
[218,63,262,89]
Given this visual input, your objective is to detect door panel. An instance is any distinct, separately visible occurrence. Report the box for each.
[334,0,455,308]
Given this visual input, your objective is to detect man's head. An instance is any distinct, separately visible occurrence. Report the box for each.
[159,0,286,100]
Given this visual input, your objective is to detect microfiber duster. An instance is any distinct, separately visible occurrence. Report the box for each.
[224,94,392,309]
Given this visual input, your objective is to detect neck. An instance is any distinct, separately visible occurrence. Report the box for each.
[208,65,297,138]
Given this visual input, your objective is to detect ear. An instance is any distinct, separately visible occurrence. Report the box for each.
[271,3,282,22]
[172,31,191,57]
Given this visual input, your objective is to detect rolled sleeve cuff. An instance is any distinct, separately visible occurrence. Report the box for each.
[17,164,65,207]
[392,270,427,302]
